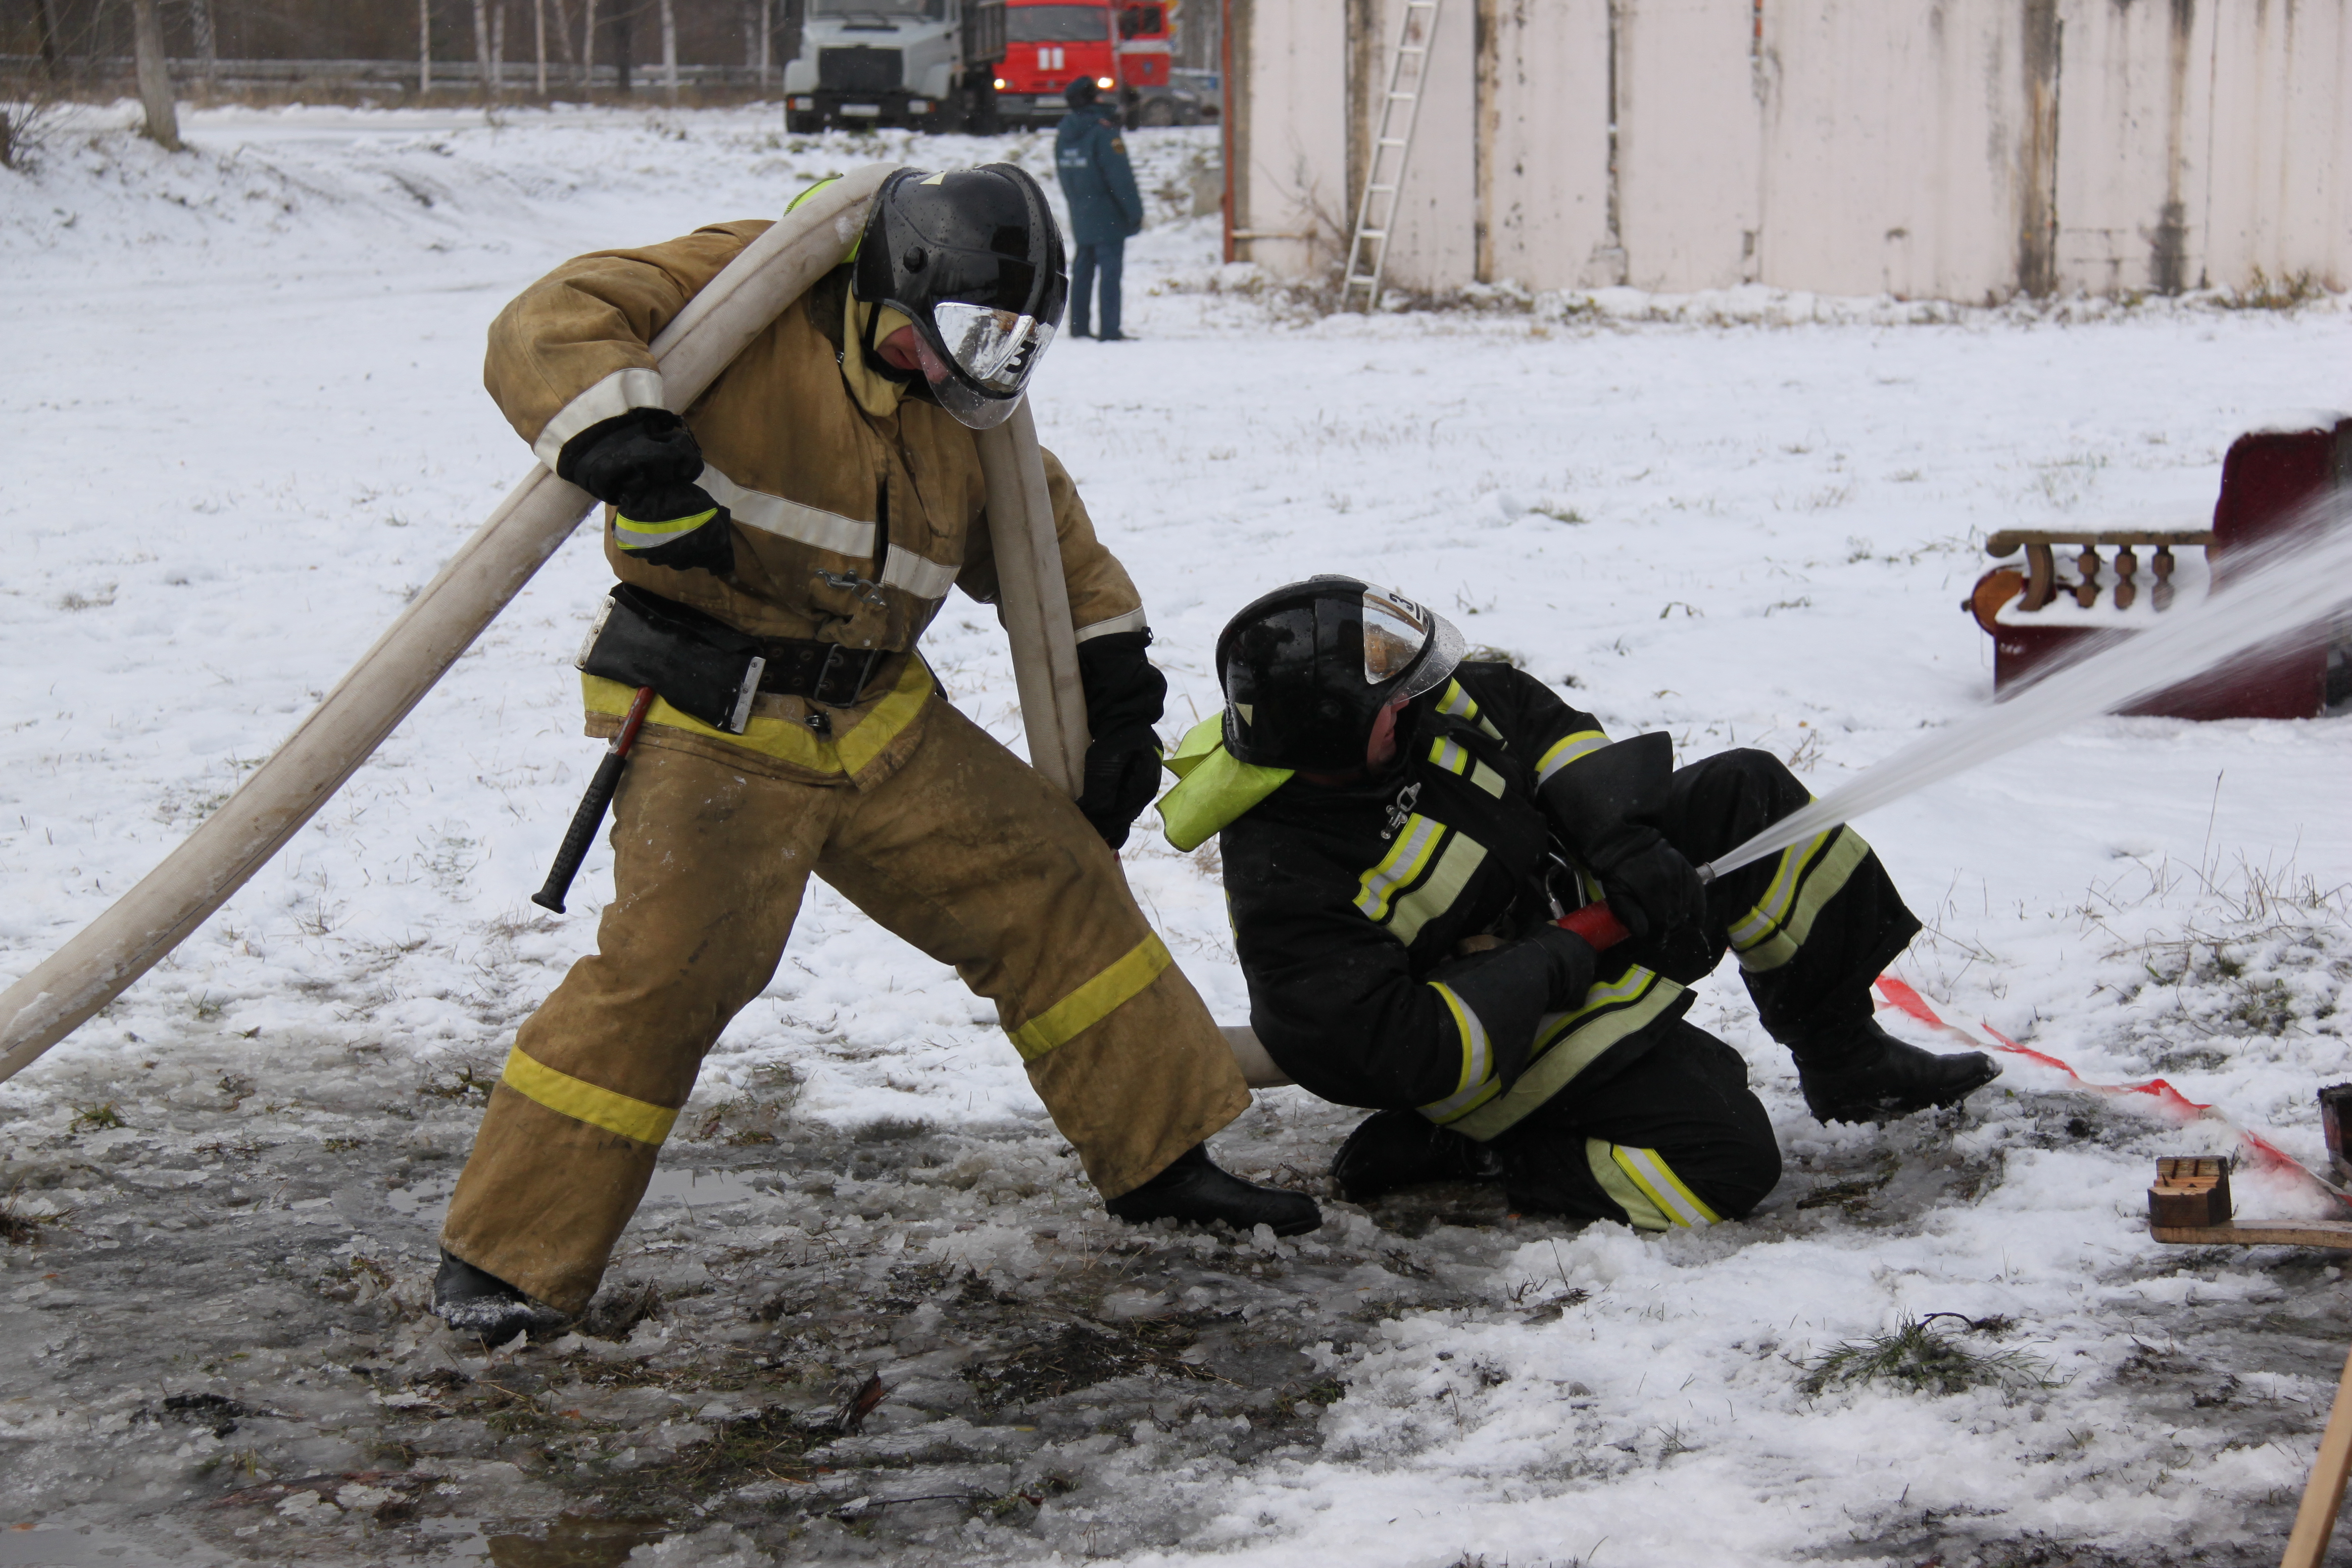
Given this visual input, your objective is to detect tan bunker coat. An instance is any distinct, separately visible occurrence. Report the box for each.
[439,221,1249,1314]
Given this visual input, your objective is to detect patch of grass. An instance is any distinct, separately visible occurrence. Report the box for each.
[971,1318,1215,1410]
[69,1101,125,1132]
[1798,1315,2057,1399]
[1,1196,56,1244]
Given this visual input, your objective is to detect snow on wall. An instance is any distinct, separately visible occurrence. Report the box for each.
[1234,0,2352,300]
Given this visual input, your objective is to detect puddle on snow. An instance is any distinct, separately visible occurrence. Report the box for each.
[0,1524,214,1567]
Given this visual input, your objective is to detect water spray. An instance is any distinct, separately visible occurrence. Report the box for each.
[1558,496,2352,952]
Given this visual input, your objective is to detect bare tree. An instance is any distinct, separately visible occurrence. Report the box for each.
[474,0,497,103]
[421,0,434,95]
[535,0,548,95]
[659,0,678,103]
[582,0,597,92]
[129,0,179,149]
[189,0,218,88]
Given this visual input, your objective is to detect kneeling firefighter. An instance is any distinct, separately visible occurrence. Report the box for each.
[1155,577,2000,1227]
[433,168,1317,1342]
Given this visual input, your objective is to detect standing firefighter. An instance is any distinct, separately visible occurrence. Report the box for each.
[1157,577,2000,1229]
[433,168,1317,1342]
[1052,78,1144,341]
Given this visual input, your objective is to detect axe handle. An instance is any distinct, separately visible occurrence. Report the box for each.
[532,686,655,914]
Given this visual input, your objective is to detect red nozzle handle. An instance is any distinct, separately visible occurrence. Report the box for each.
[1556,901,1632,950]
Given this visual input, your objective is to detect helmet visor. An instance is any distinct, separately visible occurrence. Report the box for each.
[1361,587,1463,701]
[933,301,1056,389]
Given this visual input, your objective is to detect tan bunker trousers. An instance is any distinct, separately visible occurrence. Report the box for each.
[441,704,1251,1314]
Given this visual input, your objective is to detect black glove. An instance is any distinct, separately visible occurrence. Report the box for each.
[1584,823,1705,944]
[558,408,735,578]
[1526,922,1599,1011]
[1077,737,1163,850]
[1074,630,1168,849]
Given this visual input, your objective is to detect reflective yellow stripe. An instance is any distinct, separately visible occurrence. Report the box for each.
[785,174,843,213]
[613,508,717,543]
[1611,1144,1719,1226]
[500,1046,678,1146]
[1534,730,1610,787]
[1728,827,1871,972]
[1427,737,1504,797]
[1388,832,1488,946]
[583,650,932,777]
[1007,933,1173,1061]
[1354,814,1444,923]
[1437,680,1501,740]
[1417,983,1500,1124]
[1450,969,1683,1142]
[1587,1139,1673,1230]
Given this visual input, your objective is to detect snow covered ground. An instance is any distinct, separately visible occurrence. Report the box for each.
[4,104,2352,1567]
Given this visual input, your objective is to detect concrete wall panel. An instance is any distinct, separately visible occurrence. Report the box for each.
[1758,0,2035,302]
[1231,0,1349,276]
[1481,0,1612,291]
[1618,0,1757,292]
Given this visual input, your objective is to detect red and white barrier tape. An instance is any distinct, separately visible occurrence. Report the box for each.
[1873,974,2348,1207]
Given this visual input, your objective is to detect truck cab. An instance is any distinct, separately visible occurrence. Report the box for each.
[989,1,1174,129]
[784,0,1006,134]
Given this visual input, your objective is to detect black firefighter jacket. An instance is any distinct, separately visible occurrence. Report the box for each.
[1221,665,1693,1143]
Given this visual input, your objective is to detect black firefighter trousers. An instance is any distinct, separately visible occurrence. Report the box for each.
[1489,748,1921,1230]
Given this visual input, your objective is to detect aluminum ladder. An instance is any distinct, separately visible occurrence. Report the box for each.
[1340,0,1442,312]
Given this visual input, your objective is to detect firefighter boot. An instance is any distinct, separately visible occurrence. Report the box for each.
[1790,1017,2001,1125]
[432,1250,570,1344]
[1106,1144,1322,1236]
[1331,1109,1504,1204]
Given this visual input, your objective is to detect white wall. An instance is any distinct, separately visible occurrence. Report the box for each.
[1234,0,2352,301]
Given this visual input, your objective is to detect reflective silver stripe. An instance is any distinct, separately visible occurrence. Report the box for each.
[880,550,961,599]
[1429,738,1469,775]
[1437,679,1503,740]
[1389,832,1488,946]
[1728,829,1835,953]
[1355,814,1444,923]
[1468,760,1506,798]
[1450,969,1682,1143]
[1075,607,1149,642]
[1418,982,1500,1124]
[1535,731,1610,787]
[532,367,667,469]
[697,466,876,558]
[1612,1144,1718,1226]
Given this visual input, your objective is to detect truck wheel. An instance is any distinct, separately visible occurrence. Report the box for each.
[786,111,821,135]
[966,83,1000,135]
[1139,98,1176,128]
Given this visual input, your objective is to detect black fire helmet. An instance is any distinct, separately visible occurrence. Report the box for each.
[1215,577,1467,772]
[851,164,1069,430]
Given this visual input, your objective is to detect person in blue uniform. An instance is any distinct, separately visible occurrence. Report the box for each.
[1053,78,1145,341]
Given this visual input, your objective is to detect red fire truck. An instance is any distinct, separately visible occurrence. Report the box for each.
[989,0,1175,128]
